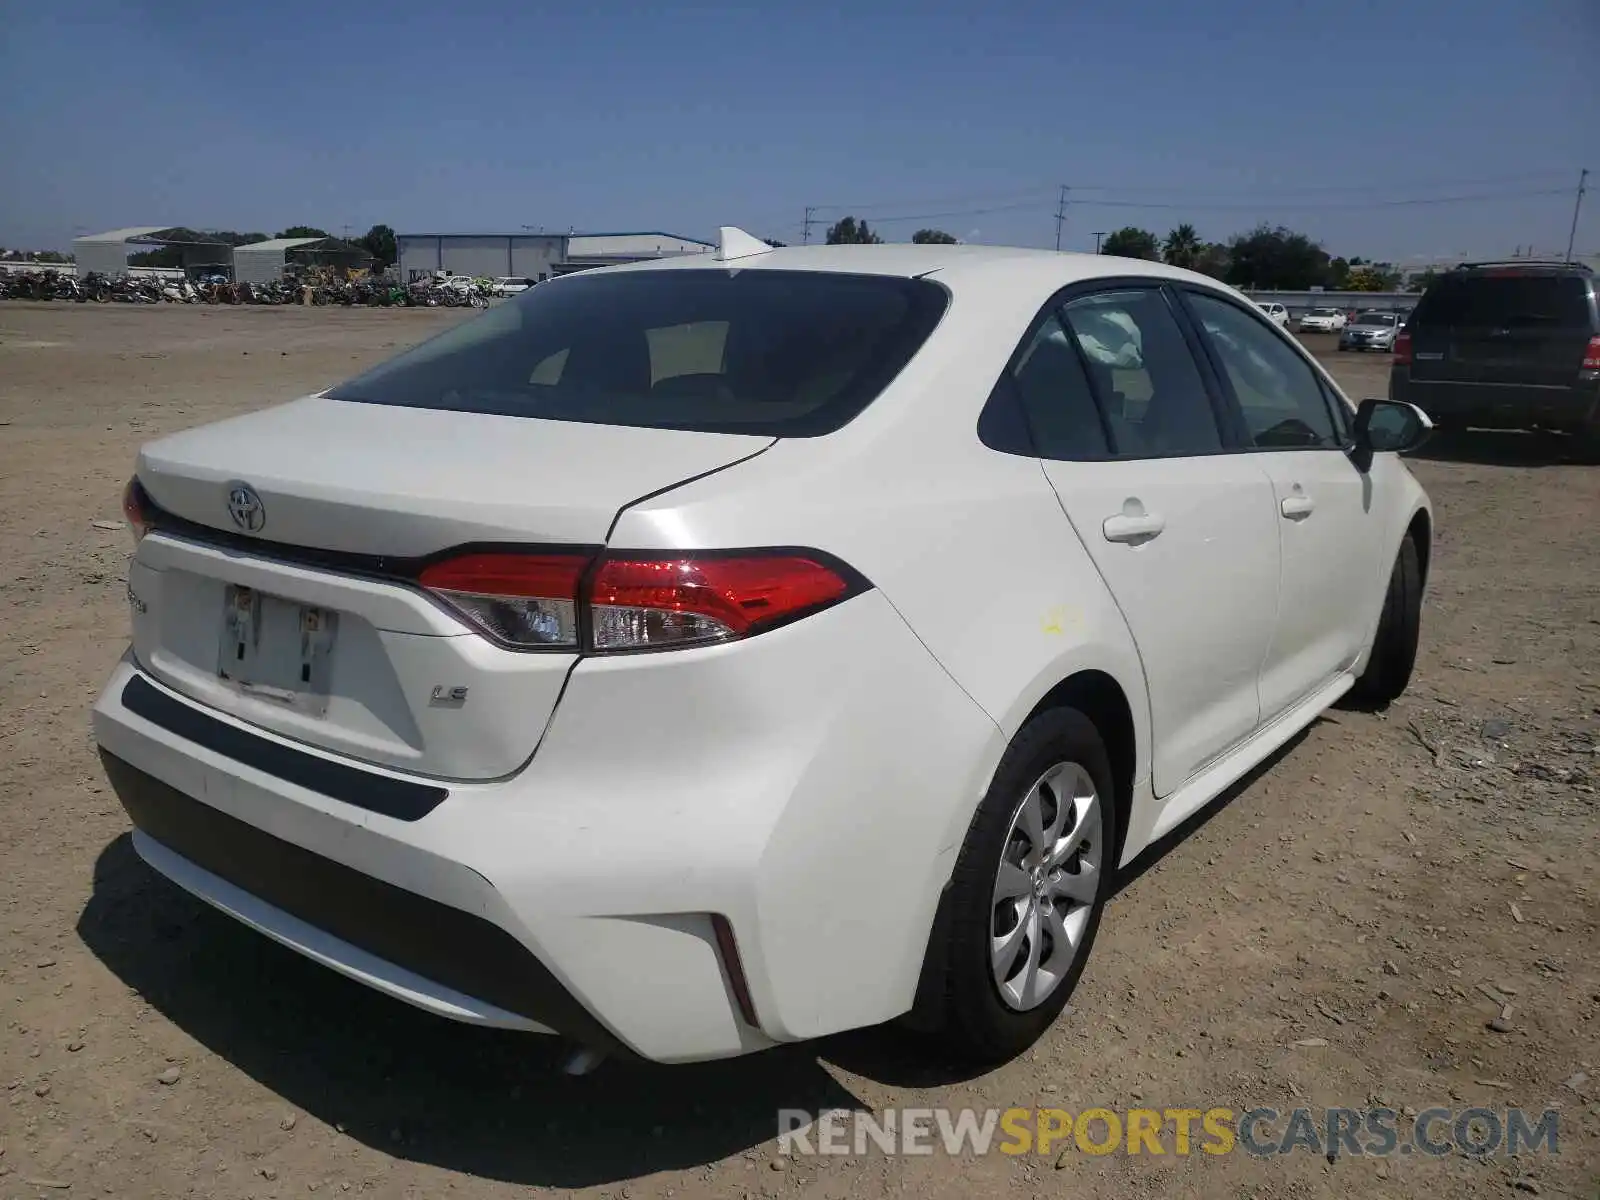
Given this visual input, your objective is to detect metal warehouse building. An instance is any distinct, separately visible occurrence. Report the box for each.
[232,237,371,284]
[72,227,233,279]
[397,231,713,282]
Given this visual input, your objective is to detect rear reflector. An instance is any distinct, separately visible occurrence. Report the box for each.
[1583,335,1600,372]
[415,549,862,653]
[418,553,587,649]
[122,477,154,544]
[589,554,853,651]
[710,913,760,1027]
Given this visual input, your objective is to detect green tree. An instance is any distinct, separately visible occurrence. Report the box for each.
[1161,223,1202,268]
[276,226,330,240]
[911,228,958,244]
[1101,227,1161,260]
[1345,264,1389,292]
[1407,267,1439,294]
[358,224,398,267]
[1192,242,1230,279]
[1223,224,1331,289]
[825,217,883,245]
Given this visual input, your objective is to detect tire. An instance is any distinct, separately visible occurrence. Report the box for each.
[1350,534,1421,707]
[934,706,1117,1064]
[1574,425,1600,465]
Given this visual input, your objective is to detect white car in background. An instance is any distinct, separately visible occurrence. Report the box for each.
[95,229,1435,1068]
[495,276,538,296]
[1297,307,1349,333]
[1255,300,1290,327]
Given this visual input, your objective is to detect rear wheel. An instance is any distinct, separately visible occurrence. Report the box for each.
[935,707,1116,1063]
[1350,534,1422,707]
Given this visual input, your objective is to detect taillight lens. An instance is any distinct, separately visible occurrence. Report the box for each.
[418,552,586,648]
[122,477,154,544]
[589,554,854,651]
[1582,335,1600,371]
[1392,331,1412,366]
[415,550,861,653]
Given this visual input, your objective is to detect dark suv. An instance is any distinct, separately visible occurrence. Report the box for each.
[1390,261,1600,453]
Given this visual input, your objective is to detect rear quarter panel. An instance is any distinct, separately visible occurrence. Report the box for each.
[610,276,1154,861]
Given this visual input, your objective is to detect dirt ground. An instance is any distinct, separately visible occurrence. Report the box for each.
[1,304,1596,1200]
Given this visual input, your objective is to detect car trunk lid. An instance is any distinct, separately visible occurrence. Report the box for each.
[130,396,771,781]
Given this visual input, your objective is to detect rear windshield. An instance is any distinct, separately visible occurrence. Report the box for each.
[1412,273,1594,330]
[325,268,949,436]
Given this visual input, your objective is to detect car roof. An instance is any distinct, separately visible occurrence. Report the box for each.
[593,242,1231,294]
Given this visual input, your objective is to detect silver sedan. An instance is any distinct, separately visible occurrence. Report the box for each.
[1339,311,1403,352]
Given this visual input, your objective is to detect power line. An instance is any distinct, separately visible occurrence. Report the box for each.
[1065,170,1575,199]
[832,200,1046,226]
[808,185,1059,214]
[1053,185,1068,252]
[804,170,1574,214]
[1064,187,1571,213]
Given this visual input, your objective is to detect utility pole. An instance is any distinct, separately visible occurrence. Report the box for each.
[1565,168,1588,263]
[1053,185,1069,251]
[802,206,817,245]
[1091,231,1106,254]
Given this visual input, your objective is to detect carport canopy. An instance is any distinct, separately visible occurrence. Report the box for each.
[73,227,234,278]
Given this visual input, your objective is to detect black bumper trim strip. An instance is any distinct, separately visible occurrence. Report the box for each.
[101,750,626,1054]
[119,675,447,822]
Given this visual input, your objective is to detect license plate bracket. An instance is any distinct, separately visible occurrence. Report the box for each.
[219,585,337,715]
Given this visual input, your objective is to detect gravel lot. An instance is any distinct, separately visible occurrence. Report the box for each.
[1,304,1597,1200]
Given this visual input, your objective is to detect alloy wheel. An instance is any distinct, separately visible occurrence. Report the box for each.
[990,761,1103,1011]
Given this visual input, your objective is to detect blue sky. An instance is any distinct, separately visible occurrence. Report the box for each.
[1,0,1595,263]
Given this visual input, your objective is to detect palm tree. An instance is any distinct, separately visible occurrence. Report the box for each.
[1163,224,1201,269]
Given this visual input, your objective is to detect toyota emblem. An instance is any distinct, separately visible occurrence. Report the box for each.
[226,482,266,533]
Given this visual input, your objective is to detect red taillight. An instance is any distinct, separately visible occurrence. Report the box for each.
[416,549,860,653]
[122,478,154,543]
[1392,330,1413,366]
[588,554,853,651]
[418,552,588,648]
[1583,335,1600,371]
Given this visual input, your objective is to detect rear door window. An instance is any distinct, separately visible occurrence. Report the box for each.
[326,270,949,436]
[1058,289,1225,458]
[1007,314,1112,459]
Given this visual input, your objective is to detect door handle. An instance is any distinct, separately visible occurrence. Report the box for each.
[1280,493,1316,520]
[1102,511,1166,544]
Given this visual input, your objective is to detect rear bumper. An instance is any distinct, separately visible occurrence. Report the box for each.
[1390,371,1600,430]
[93,588,1003,1063]
[106,752,585,1040]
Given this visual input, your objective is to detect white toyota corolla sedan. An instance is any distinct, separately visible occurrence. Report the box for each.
[93,230,1434,1067]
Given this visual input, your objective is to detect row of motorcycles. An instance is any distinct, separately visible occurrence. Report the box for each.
[0,270,497,308]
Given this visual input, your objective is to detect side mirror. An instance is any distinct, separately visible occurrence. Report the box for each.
[1351,398,1433,471]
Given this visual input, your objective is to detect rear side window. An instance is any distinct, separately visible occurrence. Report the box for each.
[326,270,949,436]
[1059,290,1224,458]
[1413,273,1594,331]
